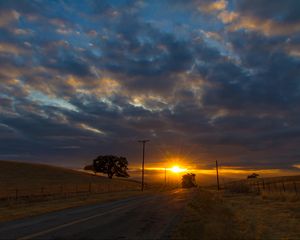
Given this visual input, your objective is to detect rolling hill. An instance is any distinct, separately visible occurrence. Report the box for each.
[0,160,140,191]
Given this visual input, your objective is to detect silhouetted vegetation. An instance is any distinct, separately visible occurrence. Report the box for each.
[91,155,129,179]
[247,173,259,179]
[182,173,197,188]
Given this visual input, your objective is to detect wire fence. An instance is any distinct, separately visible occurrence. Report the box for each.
[247,179,298,194]
[0,181,141,202]
[223,178,300,195]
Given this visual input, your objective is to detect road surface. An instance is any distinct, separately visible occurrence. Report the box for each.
[0,189,193,240]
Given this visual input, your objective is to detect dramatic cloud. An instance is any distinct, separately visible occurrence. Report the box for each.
[0,0,300,172]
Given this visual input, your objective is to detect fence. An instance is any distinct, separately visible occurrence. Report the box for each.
[223,178,300,195]
[0,181,140,202]
[247,179,298,194]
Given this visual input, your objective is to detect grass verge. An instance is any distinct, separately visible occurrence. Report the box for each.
[174,188,300,240]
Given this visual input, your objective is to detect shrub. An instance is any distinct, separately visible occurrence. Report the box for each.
[182,173,197,188]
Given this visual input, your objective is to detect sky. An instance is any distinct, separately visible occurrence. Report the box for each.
[1,0,300,175]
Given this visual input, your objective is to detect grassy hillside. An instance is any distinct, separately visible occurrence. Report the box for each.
[0,160,139,190]
[237,174,300,183]
[0,160,143,222]
[221,174,300,186]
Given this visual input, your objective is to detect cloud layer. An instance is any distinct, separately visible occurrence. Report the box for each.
[1,0,300,171]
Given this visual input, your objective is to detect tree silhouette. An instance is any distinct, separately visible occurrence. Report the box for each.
[182,173,197,188]
[247,173,259,179]
[93,155,129,179]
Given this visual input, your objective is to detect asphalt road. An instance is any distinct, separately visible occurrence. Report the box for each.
[0,189,193,240]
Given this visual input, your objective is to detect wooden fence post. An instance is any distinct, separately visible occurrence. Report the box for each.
[278,183,282,193]
[274,183,278,192]
[15,188,18,200]
[282,182,286,192]
[294,182,298,194]
[262,179,265,190]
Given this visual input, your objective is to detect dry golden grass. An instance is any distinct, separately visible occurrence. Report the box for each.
[224,175,300,186]
[174,190,240,240]
[261,175,300,183]
[174,188,300,240]
[223,175,300,199]
[0,160,139,189]
[226,193,300,239]
[260,191,300,202]
[0,160,140,199]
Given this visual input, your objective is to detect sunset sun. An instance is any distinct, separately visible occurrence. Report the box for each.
[171,166,186,173]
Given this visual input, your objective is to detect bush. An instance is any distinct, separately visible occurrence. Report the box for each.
[182,173,197,188]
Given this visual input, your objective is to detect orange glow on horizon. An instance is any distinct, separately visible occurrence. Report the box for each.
[144,166,187,173]
[141,166,292,177]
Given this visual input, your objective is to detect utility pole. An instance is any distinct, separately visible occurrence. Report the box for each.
[138,140,149,191]
[164,167,167,186]
[216,160,220,191]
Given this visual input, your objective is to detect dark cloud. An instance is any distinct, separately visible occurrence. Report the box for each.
[236,0,300,24]
[45,56,92,77]
[99,17,193,92]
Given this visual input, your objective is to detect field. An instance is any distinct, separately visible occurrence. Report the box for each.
[0,160,142,222]
[174,188,300,240]
[174,175,300,240]
[223,175,300,195]
[0,160,140,188]
[0,160,141,199]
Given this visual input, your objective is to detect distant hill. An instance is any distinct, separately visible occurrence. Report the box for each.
[223,174,300,190]
[236,174,300,183]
